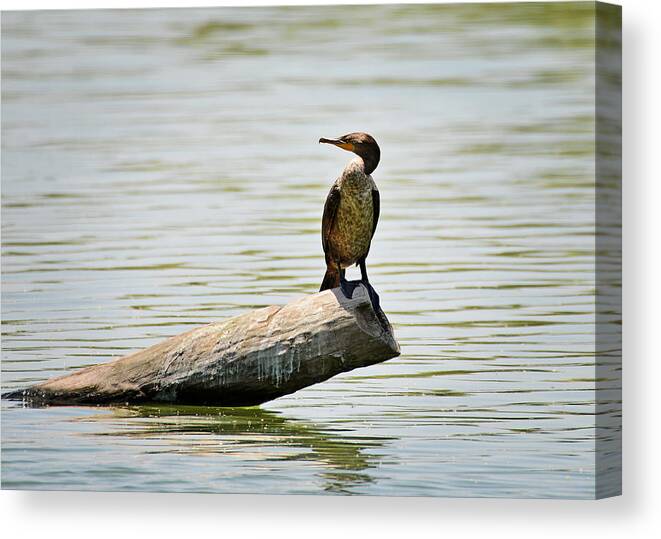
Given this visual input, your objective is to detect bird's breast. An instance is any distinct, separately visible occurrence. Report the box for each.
[330,183,374,268]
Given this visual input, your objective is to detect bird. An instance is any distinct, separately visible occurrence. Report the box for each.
[318,132,381,311]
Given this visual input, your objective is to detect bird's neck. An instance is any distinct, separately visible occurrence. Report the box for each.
[341,159,372,190]
[353,154,378,176]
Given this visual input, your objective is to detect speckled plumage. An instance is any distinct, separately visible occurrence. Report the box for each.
[327,159,376,268]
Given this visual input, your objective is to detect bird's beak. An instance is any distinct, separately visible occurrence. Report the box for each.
[319,138,354,152]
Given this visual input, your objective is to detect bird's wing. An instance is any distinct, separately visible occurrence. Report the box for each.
[322,184,341,254]
[371,188,380,238]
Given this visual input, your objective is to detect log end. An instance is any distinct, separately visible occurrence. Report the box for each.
[323,283,400,359]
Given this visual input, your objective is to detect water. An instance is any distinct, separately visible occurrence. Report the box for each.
[1,3,620,498]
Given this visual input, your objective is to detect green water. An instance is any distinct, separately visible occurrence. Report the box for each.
[1,3,620,497]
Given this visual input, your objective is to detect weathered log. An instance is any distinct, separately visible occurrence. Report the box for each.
[3,284,400,406]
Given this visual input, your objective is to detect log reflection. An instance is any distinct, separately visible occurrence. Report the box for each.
[79,405,392,494]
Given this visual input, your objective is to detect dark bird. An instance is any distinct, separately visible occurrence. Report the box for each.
[318,132,381,310]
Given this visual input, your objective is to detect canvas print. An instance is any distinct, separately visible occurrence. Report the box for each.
[1,1,621,499]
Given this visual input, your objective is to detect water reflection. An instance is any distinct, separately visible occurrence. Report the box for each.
[78,405,389,494]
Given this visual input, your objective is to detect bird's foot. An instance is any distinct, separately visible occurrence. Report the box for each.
[363,281,381,312]
[339,278,361,300]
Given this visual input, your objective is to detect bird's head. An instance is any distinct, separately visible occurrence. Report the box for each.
[319,132,380,175]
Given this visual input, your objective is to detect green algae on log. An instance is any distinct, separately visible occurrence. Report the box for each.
[3,285,400,406]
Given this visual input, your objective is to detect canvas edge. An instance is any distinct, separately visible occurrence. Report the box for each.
[594,0,622,500]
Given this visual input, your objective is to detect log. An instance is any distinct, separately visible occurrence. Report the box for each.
[3,284,400,406]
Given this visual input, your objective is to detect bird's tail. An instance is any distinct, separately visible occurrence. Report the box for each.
[319,267,340,292]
